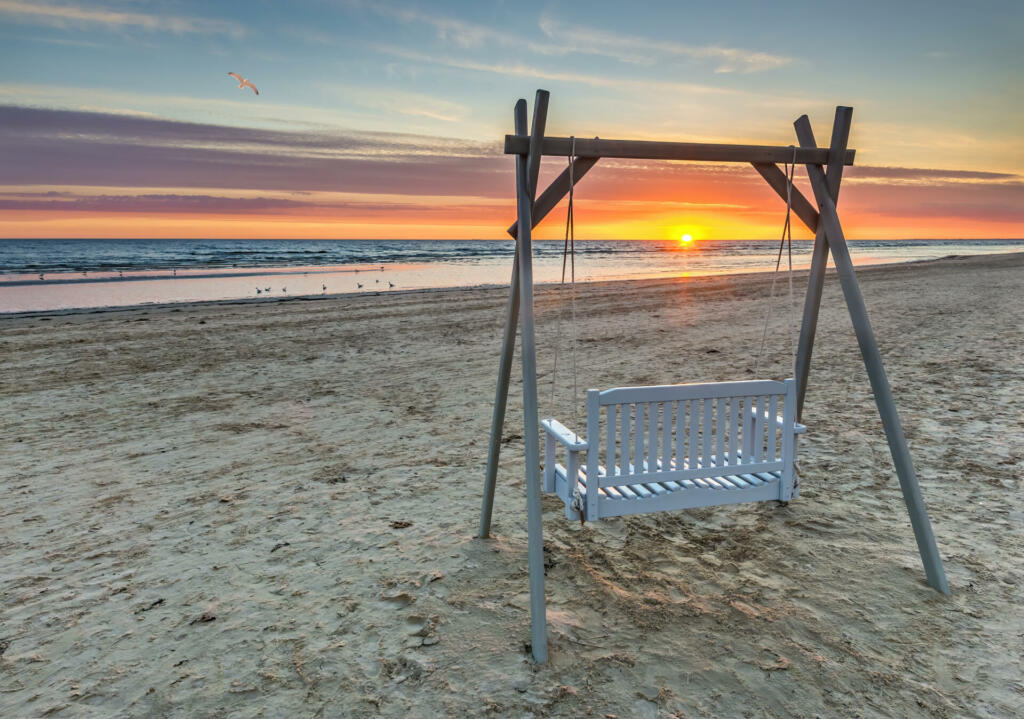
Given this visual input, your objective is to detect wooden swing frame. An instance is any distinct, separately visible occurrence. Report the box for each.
[478,90,949,664]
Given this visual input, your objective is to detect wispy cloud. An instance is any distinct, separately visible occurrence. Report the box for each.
[345,0,555,55]
[316,84,468,124]
[347,1,791,74]
[0,105,506,198]
[348,0,502,49]
[376,46,737,96]
[0,82,488,139]
[0,1,243,37]
[537,14,792,74]
[847,166,1020,184]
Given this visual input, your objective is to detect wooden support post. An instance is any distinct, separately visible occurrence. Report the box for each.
[481,155,598,540]
[518,90,550,662]
[800,136,950,595]
[793,108,852,420]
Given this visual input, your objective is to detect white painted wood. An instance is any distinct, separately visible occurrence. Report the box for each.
[620,401,630,478]
[647,402,658,477]
[606,403,617,478]
[543,377,804,520]
[662,402,672,472]
[601,456,785,487]
[741,396,753,462]
[716,397,726,469]
[688,399,699,471]
[566,449,580,511]
[633,403,644,476]
[749,407,807,434]
[701,399,713,469]
[753,396,766,462]
[599,479,781,517]
[780,379,797,502]
[600,380,786,405]
[586,390,601,520]
[544,430,556,493]
[541,418,587,450]
[728,397,739,467]
[674,400,684,469]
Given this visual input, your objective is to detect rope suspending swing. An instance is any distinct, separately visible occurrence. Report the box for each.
[548,138,585,519]
[549,137,580,425]
[540,142,806,527]
[754,145,798,378]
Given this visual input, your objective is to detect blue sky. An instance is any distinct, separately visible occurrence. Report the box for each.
[0,0,1021,238]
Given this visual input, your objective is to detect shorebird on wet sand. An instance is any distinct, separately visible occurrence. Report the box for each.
[388,281,395,288]
[357,283,363,288]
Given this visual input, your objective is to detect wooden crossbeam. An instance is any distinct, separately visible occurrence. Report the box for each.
[508,157,599,238]
[506,135,855,165]
[751,162,819,233]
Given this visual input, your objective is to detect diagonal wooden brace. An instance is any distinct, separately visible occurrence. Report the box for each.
[508,157,599,238]
[751,162,819,234]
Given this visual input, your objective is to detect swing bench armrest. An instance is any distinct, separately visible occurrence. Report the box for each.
[541,419,588,451]
[747,408,806,434]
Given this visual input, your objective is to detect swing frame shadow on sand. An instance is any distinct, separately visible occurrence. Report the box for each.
[479,90,950,664]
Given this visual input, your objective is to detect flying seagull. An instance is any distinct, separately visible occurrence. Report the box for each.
[227,72,259,95]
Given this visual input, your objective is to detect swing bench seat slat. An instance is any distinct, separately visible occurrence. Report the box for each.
[551,462,784,519]
[543,379,802,521]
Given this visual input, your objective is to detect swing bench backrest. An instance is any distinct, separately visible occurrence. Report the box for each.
[594,378,795,483]
[544,379,802,521]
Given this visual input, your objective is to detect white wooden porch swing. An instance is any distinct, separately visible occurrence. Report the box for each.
[478,91,949,664]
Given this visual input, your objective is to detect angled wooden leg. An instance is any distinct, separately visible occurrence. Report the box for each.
[478,244,520,538]
[794,231,829,421]
[518,90,551,662]
[483,136,597,540]
[792,107,853,421]
[801,154,950,595]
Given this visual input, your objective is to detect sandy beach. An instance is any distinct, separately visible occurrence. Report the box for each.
[1,252,1021,718]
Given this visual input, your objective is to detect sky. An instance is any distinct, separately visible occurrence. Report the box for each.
[0,0,1021,240]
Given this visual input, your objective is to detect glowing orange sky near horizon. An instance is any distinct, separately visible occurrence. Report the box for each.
[2,199,1020,241]
[2,128,1021,241]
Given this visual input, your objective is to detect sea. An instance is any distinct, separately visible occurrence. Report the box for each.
[1,238,1022,314]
